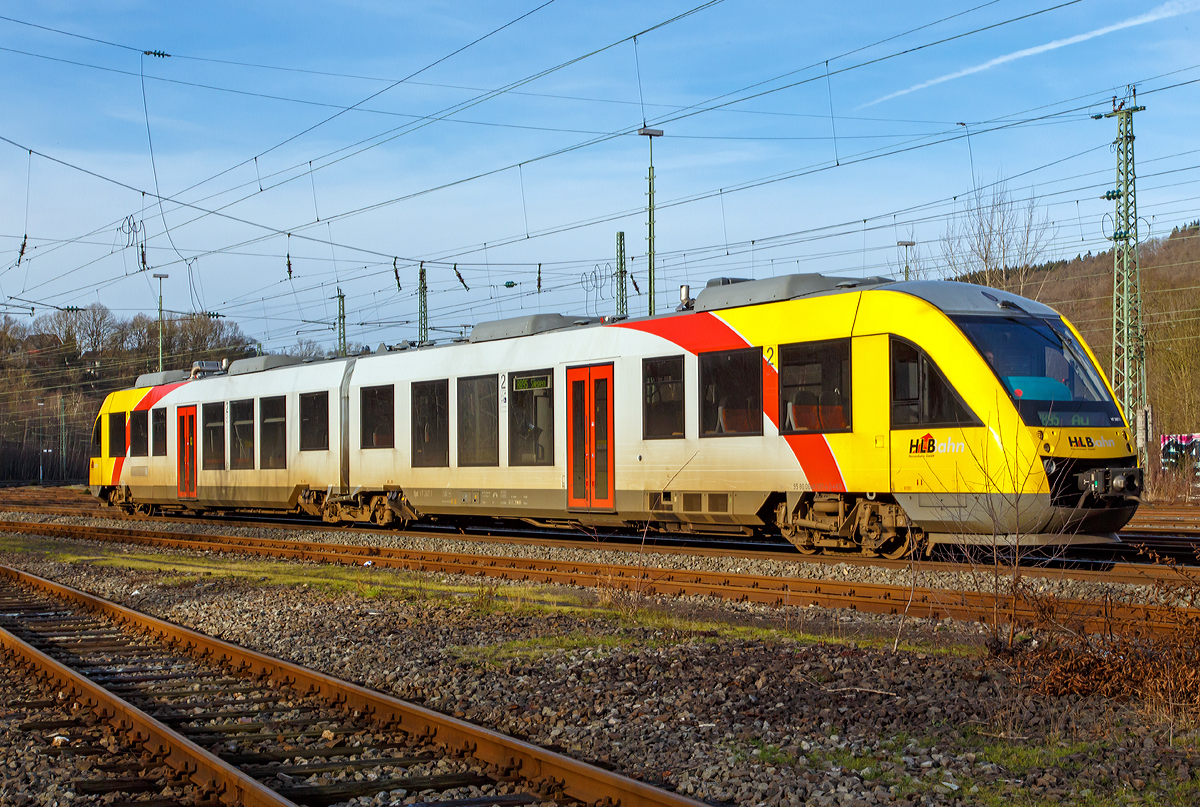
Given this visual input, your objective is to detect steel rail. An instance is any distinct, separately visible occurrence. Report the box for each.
[0,618,293,807]
[1,520,1194,638]
[0,565,708,807]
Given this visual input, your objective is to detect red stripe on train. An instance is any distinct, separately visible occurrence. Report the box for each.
[111,381,189,486]
[615,316,846,492]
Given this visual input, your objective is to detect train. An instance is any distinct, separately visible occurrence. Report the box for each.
[88,273,1142,557]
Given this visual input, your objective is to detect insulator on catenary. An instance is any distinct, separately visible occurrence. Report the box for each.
[454,263,469,291]
[393,257,402,291]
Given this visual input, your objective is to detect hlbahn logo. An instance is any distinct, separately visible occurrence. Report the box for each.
[909,433,964,456]
[1068,435,1115,449]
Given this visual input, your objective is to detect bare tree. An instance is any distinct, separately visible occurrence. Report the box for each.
[291,338,330,359]
[941,178,1056,299]
[35,309,81,350]
[79,303,117,355]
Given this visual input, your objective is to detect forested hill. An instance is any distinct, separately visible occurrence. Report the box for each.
[0,309,254,480]
[1026,221,1200,436]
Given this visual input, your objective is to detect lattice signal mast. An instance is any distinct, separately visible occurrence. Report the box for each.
[418,262,429,346]
[615,231,628,320]
[1103,88,1147,449]
[335,287,347,358]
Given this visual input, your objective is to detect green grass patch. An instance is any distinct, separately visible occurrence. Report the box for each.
[448,631,635,667]
[0,532,587,607]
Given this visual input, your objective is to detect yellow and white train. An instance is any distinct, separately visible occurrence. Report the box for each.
[89,273,1141,556]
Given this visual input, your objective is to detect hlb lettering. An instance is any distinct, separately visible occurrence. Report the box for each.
[1067,435,1115,449]
[909,433,965,455]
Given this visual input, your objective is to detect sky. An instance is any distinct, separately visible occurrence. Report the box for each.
[0,0,1198,353]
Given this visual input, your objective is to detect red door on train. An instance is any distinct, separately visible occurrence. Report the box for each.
[177,405,197,499]
[566,364,615,511]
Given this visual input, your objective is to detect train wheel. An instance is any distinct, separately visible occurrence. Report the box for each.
[783,528,821,555]
[879,529,922,560]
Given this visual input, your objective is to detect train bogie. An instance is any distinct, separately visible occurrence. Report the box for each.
[89,273,1141,555]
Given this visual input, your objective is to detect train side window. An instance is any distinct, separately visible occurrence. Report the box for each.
[230,399,255,470]
[458,374,499,466]
[360,385,395,449]
[699,348,763,437]
[151,408,167,456]
[129,410,149,457]
[91,417,102,458]
[412,379,449,467]
[890,337,979,428]
[779,339,852,434]
[202,402,225,470]
[299,391,329,451]
[643,356,685,439]
[108,412,126,457]
[509,369,553,466]
[260,396,286,469]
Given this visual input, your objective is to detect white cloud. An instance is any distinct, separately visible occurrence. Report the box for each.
[862,0,1200,108]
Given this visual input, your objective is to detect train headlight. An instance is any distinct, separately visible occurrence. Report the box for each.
[1042,458,1056,476]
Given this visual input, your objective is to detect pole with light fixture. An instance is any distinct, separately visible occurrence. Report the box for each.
[639,126,663,316]
[897,240,916,281]
[153,273,168,372]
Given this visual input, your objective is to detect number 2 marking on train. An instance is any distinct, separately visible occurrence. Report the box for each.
[764,346,776,368]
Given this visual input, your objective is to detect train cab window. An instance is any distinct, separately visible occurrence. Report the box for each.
[891,338,979,428]
[779,339,851,434]
[202,402,226,470]
[458,375,498,466]
[412,380,449,467]
[151,408,167,457]
[643,356,685,439]
[129,410,149,457]
[509,369,553,466]
[699,348,763,437]
[299,391,329,451]
[230,399,255,470]
[360,385,395,449]
[108,412,126,457]
[91,417,102,458]
[260,396,286,469]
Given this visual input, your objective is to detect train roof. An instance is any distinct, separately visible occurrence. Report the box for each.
[128,274,1059,390]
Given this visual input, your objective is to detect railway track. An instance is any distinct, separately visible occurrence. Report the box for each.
[0,565,706,807]
[1,484,1197,572]
[0,519,1194,639]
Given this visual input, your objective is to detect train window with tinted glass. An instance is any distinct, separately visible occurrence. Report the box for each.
[458,375,498,466]
[260,396,286,469]
[108,412,126,457]
[129,410,149,457]
[890,337,978,428]
[779,339,851,433]
[643,356,685,439]
[412,379,449,467]
[202,402,225,470]
[230,399,254,470]
[361,385,395,449]
[510,369,553,466]
[699,348,763,437]
[151,408,167,456]
[299,391,329,451]
[91,417,102,458]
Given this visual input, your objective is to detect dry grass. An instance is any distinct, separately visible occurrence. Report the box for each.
[1016,549,1200,734]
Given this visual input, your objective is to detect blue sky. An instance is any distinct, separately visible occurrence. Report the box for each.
[1,0,1198,352]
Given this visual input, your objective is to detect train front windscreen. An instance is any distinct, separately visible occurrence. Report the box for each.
[953,314,1124,429]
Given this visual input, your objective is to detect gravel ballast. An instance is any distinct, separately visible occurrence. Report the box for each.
[2,515,1199,805]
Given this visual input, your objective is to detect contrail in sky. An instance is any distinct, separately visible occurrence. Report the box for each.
[861,0,1200,108]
